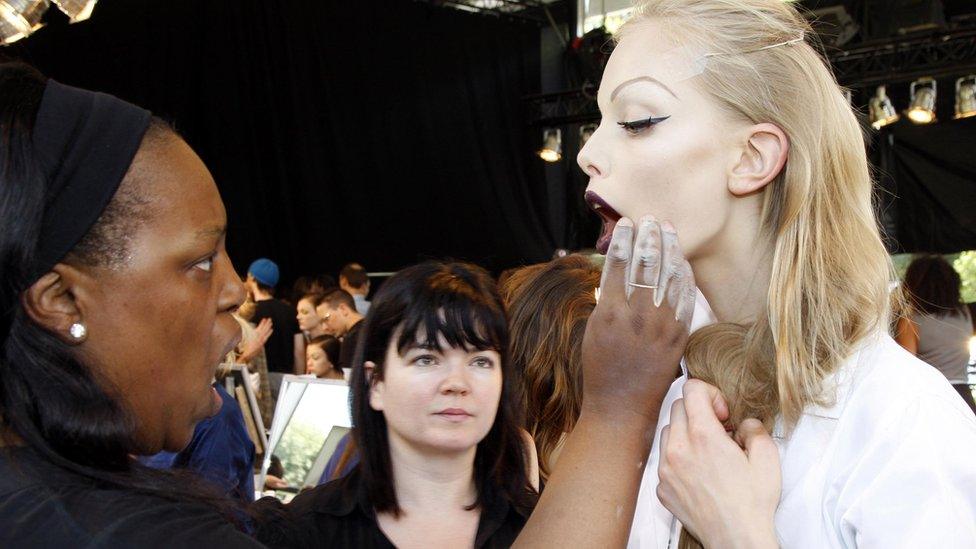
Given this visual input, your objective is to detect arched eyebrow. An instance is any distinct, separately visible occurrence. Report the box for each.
[610,76,679,102]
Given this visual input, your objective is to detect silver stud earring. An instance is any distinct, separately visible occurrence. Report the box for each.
[69,322,87,341]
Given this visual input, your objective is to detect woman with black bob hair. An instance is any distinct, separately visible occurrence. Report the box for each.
[257,261,538,548]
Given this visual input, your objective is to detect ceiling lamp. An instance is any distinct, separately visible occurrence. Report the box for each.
[868,85,900,129]
[907,77,937,124]
[955,75,976,120]
[51,0,95,22]
[0,0,49,45]
[538,129,562,163]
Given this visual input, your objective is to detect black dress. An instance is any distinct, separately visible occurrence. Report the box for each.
[0,447,263,548]
[254,467,529,548]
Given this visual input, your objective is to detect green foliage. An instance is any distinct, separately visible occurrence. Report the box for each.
[275,420,327,487]
[892,251,976,304]
[954,251,976,304]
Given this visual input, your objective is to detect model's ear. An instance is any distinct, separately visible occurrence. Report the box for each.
[728,123,789,197]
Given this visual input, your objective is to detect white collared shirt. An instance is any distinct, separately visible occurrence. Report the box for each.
[628,300,976,548]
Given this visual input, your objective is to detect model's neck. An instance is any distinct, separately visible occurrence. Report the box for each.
[690,213,774,325]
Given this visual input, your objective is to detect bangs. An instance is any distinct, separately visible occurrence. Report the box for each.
[394,276,506,355]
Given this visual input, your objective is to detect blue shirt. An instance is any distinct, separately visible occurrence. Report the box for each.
[141,383,255,503]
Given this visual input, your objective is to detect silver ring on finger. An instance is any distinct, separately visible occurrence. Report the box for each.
[627,282,659,290]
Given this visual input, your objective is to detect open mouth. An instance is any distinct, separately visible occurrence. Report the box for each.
[585,190,623,254]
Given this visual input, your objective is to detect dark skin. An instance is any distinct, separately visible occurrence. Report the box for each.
[22,135,245,455]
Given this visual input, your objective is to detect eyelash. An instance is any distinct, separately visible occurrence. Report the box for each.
[413,354,437,366]
[617,115,670,135]
[410,354,495,368]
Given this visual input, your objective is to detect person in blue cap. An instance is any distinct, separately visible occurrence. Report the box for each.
[245,258,301,396]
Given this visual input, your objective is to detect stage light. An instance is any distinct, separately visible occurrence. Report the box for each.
[579,123,597,146]
[51,0,95,22]
[955,75,976,120]
[869,85,900,129]
[907,77,937,124]
[0,0,49,46]
[538,129,562,163]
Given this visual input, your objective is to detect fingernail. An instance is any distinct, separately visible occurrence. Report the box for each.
[638,214,657,226]
[662,221,676,233]
[617,217,634,228]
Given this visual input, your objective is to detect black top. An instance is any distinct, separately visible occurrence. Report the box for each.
[252,299,300,374]
[0,447,262,548]
[253,468,528,548]
[337,319,364,371]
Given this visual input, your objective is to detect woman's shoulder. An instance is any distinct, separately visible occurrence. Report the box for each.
[253,469,385,548]
[851,333,969,407]
[821,333,976,448]
[0,452,260,548]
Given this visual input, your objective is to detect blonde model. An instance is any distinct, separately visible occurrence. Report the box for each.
[575,0,976,547]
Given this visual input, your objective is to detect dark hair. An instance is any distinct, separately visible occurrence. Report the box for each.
[349,261,537,516]
[501,255,600,481]
[0,62,243,524]
[320,288,357,312]
[299,291,331,309]
[903,254,966,316]
[307,334,341,376]
[339,263,369,290]
[291,274,337,305]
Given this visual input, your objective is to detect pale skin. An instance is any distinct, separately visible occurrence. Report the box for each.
[296,297,329,337]
[236,317,273,365]
[316,301,363,338]
[895,316,919,355]
[305,342,342,379]
[567,21,789,547]
[367,335,502,548]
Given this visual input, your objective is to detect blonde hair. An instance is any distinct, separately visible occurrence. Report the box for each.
[620,1,894,545]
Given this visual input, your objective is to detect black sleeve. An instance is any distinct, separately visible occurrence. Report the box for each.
[337,331,356,371]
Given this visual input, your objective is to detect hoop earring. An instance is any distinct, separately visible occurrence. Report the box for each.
[69,323,87,342]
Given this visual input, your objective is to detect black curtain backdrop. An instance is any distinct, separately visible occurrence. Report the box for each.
[9,0,555,287]
[877,116,976,254]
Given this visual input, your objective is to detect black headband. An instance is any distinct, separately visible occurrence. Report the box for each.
[30,79,151,282]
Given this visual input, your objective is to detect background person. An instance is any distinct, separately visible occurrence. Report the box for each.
[897,254,976,415]
[339,262,371,315]
[315,288,365,371]
[245,258,303,393]
[501,256,601,481]
[305,334,343,380]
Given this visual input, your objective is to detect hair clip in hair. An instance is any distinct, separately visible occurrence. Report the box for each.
[703,33,805,59]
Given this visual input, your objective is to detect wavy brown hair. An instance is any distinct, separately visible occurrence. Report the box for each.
[501,256,601,481]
